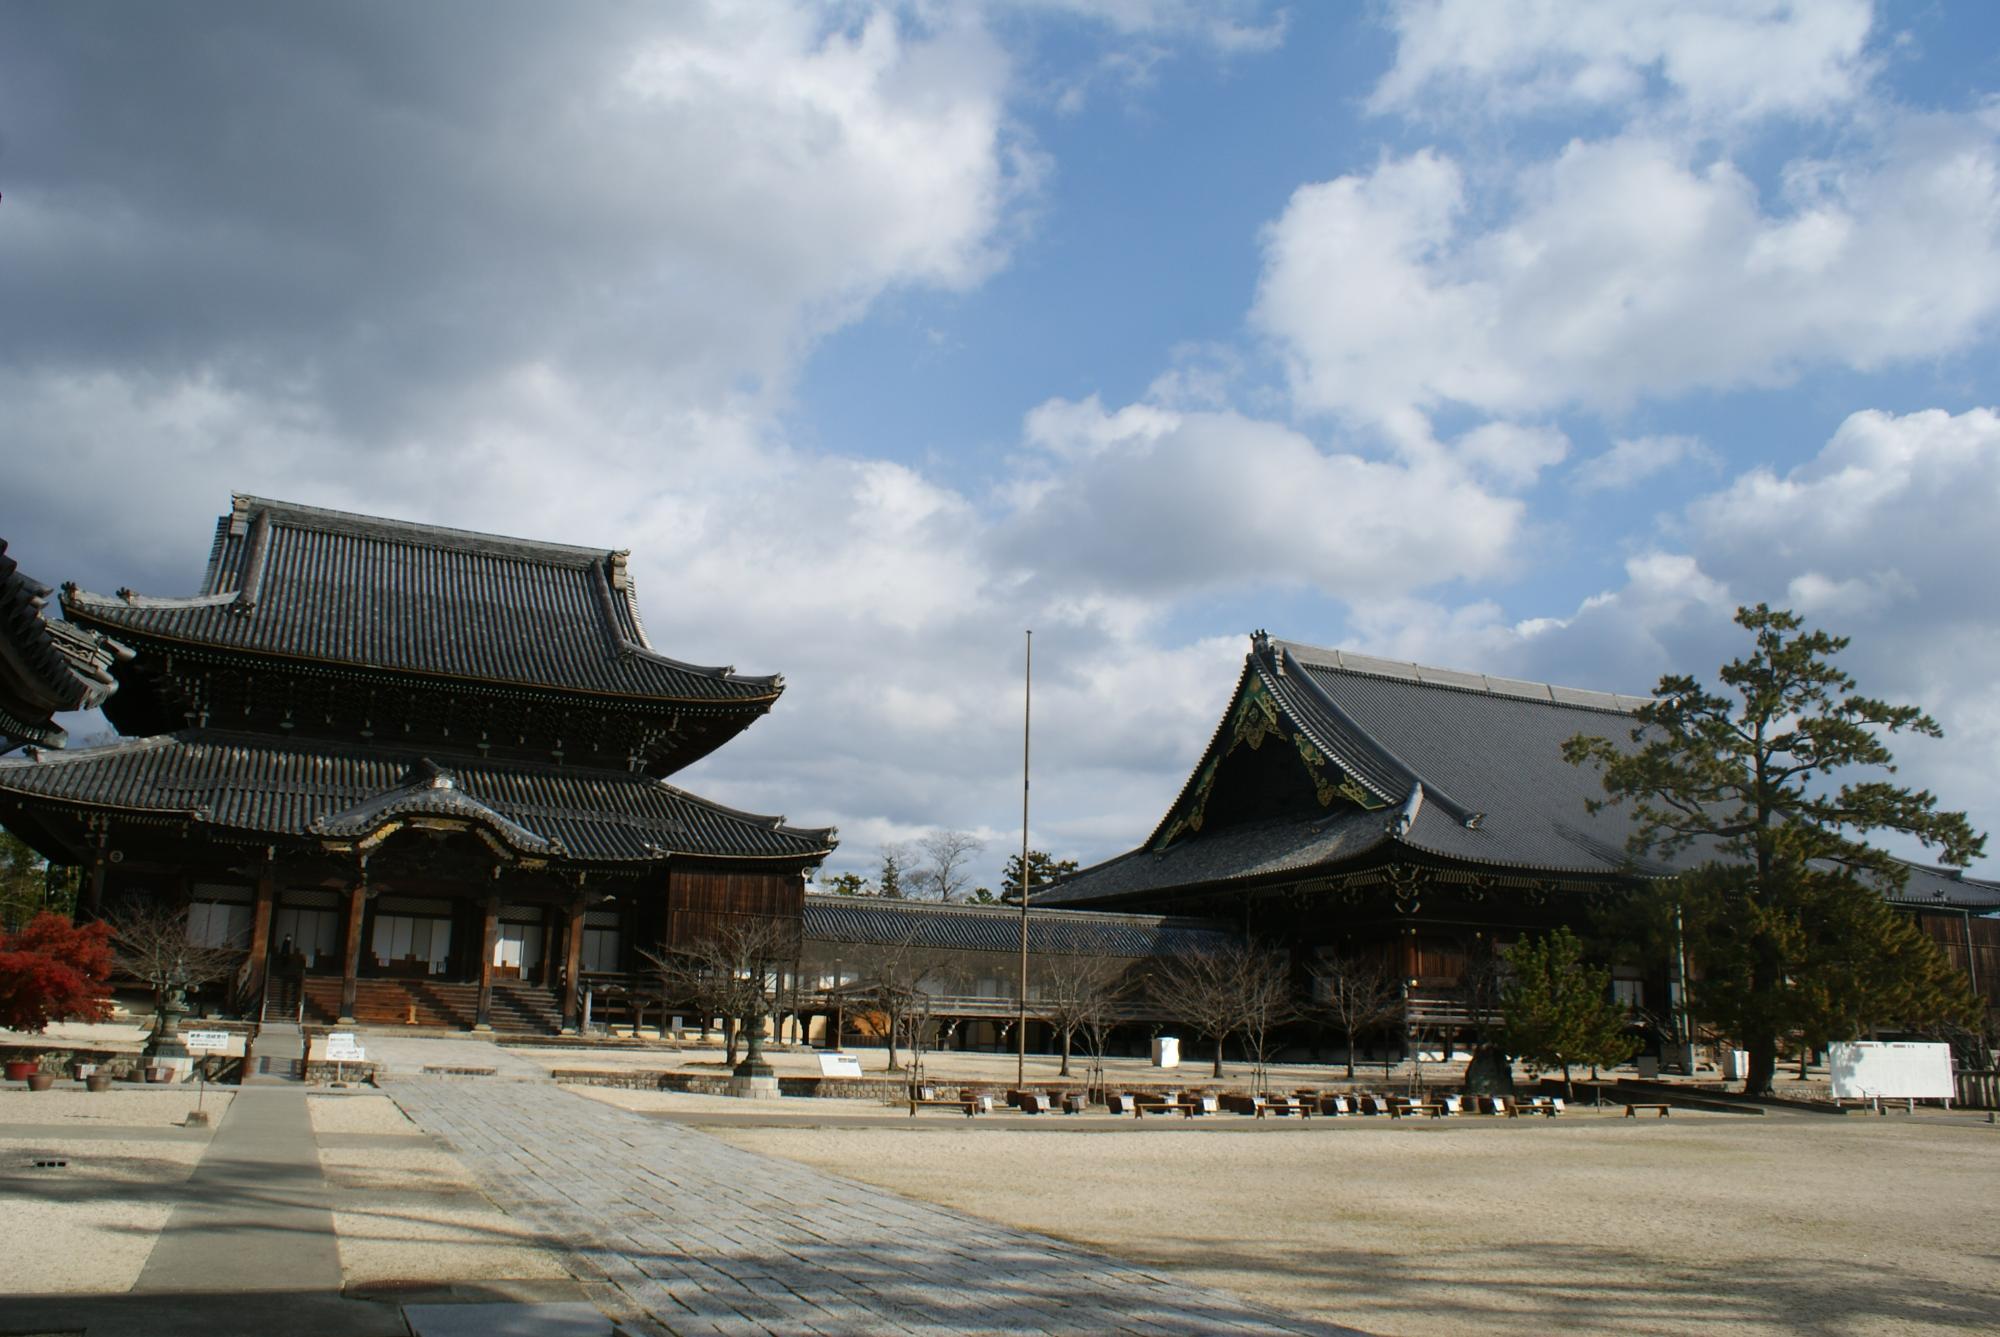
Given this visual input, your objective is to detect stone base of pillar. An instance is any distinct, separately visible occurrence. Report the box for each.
[471,1023,494,1034]
[726,1071,782,1100]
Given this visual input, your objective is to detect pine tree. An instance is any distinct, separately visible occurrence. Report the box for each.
[1564,605,1983,1095]
[1501,927,1636,1100]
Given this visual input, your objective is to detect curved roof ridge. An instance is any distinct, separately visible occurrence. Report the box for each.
[311,759,561,856]
[66,588,237,613]
[1271,637,1653,715]
[651,777,836,845]
[231,493,614,567]
[1270,646,1481,827]
[589,560,780,689]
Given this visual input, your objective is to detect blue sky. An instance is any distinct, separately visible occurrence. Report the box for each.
[6,2,2000,888]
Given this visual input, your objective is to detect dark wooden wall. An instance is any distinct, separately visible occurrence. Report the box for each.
[1912,911,2000,1011]
[664,865,804,947]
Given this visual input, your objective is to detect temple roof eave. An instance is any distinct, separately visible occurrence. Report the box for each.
[0,731,835,867]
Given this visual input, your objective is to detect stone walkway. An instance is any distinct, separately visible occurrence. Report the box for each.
[388,1079,1356,1336]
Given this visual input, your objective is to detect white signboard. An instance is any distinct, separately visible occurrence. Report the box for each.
[323,1032,367,1063]
[1829,1041,1953,1100]
[1151,1036,1180,1069]
[181,1029,231,1054]
[817,1052,863,1078]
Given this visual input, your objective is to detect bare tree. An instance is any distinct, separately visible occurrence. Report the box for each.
[1237,952,1298,1093]
[108,900,244,1055]
[843,931,953,1072]
[1312,951,1401,1080]
[1037,955,1130,1078]
[908,829,983,903]
[1150,942,1295,1080]
[641,917,799,1068]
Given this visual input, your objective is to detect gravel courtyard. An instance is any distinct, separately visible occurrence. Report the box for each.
[712,1111,2000,1337]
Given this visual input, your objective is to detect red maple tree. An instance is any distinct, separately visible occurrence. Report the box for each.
[0,913,114,1033]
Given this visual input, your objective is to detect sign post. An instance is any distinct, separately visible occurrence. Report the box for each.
[182,1028,230,1114]
[323,1031,367,1086]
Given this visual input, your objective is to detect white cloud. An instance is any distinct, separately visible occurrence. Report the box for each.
[1571,434,1717,492]
[1254,121,2000,425]
[1454,421,1570,490]
[1372,0,1876,128]
[997,395,1530,600]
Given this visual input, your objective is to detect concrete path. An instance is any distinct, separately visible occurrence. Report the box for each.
[390,1077,1358,1336]
[134,1086,342,1293]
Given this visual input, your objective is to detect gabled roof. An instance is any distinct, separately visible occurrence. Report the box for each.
[0,538,125,749]
[801,893,1235,957]
[1038,633,1673,907]
[0,731,835,865]
[62,495,782,706]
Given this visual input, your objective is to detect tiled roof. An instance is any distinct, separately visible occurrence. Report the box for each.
[1268,639,1673,875]
[0,538,125,749]
[1041,635,1686,907]
[1033,809,1393,908]
[801,893,1236,957]
[62,495,782,705]
[1880,860,2000,913]
[0,731,835,864]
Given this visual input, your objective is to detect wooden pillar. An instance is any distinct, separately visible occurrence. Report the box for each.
[538,903,559,987]
[84,854,106,917]
[560,898,586,1033]
[244,870,276,1012]
[338,880,368,1024]
[475,897,499,1031]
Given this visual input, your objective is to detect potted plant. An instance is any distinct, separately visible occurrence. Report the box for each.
[25,1071,55,1091]
[85,1072,113,1092]
[4,1059,37,1082]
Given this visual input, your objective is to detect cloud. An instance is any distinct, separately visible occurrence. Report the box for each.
[995,395,1530,600]
[1571,434,1717,492]
[1254,120,2000,425]
[0,4,1029,438]
[1371,0,1877,127]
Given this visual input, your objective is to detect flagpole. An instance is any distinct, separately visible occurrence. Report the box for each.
[1016,629,1031,1089]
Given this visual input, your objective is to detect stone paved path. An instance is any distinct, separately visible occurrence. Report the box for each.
[389,1079,1357,1336]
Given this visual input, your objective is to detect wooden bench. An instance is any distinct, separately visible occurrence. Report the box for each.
[909,1096,979,1117]
[1134,1098,1195,1119]
[1389,1101,1441,1119]
[1623,1103,1672,1118]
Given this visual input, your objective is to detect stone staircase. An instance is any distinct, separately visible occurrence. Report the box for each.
[301,977,564,1034]
[246,1020,306,1083]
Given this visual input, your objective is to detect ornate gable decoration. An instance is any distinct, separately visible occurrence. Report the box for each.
[1153,668,1387,853]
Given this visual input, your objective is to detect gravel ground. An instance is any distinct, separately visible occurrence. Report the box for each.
[713,1114,2000,1336]
[313,1095,572,1286]
[0,1088,232,1126]
[307,1092,419,1134]
[0,1136,207,1293]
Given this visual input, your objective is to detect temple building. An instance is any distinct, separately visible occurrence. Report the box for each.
[1036,633,2000,1048]
[0,496,835,1032]
[0,538,124,751]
